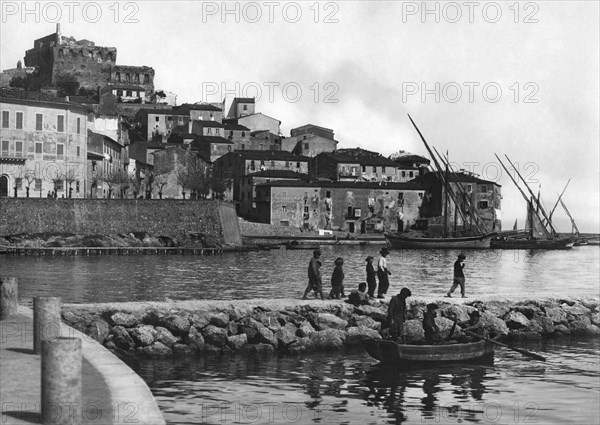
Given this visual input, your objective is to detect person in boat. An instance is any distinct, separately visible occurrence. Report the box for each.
[377,247,392,299]
[329,257,346,299]
[387,287,412,343]
[446,253,466,298]
[365,256,377,298]
[449,310,487,342]
[302,250,325,300]
[423,303,441,344]
[346,282,370,306]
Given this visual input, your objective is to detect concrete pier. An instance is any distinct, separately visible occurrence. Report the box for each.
[33,297,61,355]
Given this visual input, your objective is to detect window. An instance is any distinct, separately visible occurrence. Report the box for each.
[409,171,414,178]
[35,179,42,190]
[243,105,247,111]
[215,129,220,135]
[285,161,290,168]
[178,116,184,125]
[402,171,406,178]
[76,181,80,192]
[242,131,245,137]
[481,185,488,192]
[227,145,232,152]
[347,206,353,217]
[418,193,424,199]
[57,144,64,160]
[1,140,8,156]
[57,115,64,132]
[15,141,23,157]
[135,73,140,83]
[373,166,377,172]
[382,166,386,172]
[155,116,160,122]
[296,162,300,168]
[16,112,23,129]
[15,178,22,189]
[362,166,366,172]
[126,73,131,82]
[35,114,43,131]
[144,74,150,83]
[77,118,81,134]
[304,206,309,213]
[55,180,64,191]
[282,206,287,213]
[354,208,362,217]
[250,160,255,171]
[126,90,132,97]
[207,128,212,135]
[35,142,42,154]
[280,220,289,226]
[398,192,404,200]
[77,146,80,157]
[467,184,472,193]
[479,200,489,209]
[2,111,9,128]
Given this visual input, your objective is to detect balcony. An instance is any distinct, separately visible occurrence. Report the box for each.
[0,152,26,163]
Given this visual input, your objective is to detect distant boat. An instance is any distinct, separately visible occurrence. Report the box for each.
[363,338,495,364]
[386,232,493,249]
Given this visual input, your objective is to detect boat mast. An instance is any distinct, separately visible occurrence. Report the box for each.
[559,197,580,236]
[548,179,571,222]
[503,155,559,236]
[443,161,449,237]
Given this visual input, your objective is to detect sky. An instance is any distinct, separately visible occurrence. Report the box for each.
[1,1,599,233]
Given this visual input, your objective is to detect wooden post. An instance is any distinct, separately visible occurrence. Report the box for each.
[41,337,82,424]
[33,297,62,354]
[0,277,18,320]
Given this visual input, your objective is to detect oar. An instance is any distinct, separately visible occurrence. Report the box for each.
[462,329,546,361]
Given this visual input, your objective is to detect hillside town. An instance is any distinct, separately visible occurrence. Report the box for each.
[0,25,502,236]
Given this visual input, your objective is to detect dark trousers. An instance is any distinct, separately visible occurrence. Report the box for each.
[377,273,389,296]
[367,277,377,297]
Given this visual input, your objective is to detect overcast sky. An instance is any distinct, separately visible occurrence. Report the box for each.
[2,1,598,232]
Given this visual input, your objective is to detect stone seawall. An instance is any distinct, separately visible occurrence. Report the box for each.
[61,296,600,359]
[0,199,241,246]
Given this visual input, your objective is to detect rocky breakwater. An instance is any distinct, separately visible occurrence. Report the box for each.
[61,297,600,359]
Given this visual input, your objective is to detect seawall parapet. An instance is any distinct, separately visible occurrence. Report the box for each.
[61,296,600,359]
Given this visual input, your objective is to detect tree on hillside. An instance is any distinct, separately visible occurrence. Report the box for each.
[99,168,130,199]
[177,152,209,200]
[55,73,80,97]
[209,173,231,200]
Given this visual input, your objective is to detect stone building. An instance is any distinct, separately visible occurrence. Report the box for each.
[310,148,403,182]
[240,170,309,218]
[413,171,502,234]
[15,24,154,96]
[391,151,431,182]
[254,180,425,233]
[227,97,255,118]
[0,89,89,198]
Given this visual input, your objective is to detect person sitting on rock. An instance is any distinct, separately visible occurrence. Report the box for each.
[346,282,370,306]
[423,303,441,344]
[456,310,488,342]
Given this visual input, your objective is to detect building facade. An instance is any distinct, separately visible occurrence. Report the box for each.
[1,90,89,198]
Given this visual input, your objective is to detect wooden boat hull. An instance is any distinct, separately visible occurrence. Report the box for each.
[385,233,492,249]
[490,238,574,250]
[364,338,495,364]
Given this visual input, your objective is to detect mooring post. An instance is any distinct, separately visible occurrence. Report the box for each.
[0,276,18,320]
[33,297,62,354]
[41,337,82,424]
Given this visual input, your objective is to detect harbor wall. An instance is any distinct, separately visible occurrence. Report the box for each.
[60,296,600,359]
[0,198,241,246]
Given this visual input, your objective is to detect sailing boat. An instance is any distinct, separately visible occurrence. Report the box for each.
[385,115,494,249]
[490,155,573,250]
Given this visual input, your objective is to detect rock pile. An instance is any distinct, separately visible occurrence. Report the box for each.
[61,297,600,359]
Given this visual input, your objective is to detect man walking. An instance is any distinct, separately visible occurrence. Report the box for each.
[446,253,466,298]
[303,250,325,300]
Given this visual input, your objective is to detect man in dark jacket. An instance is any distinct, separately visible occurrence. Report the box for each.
[387,287,412,343]
[303,250,325,300]
[423,303,441,344]
[447,253,466,298]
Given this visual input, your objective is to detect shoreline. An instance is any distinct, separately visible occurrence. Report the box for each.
[60,296,600,360]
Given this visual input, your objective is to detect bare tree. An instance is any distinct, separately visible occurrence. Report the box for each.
[154,174,169,199]
[64,167,78,198]
[99,168,130,199]
[23,171,36,198]
[177,152,209,200]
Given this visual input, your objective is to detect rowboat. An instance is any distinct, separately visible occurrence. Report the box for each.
[385,232,493,249]
[363,338,495,364]
[490,237,574,250]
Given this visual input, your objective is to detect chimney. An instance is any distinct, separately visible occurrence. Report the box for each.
[56,23,61,42]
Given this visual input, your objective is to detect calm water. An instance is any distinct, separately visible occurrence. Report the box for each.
[1,246,599,303]
[133,339,600,425]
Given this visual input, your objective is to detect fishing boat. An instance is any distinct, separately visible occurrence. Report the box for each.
[386,232,493,249]
[364,338,495,364]
[386,116,496,249]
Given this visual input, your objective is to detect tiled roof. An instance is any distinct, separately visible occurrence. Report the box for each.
[336,148,398,166]
[190,136,234,146]
[192,120,226,128]
[225,123,251,131]
[257,180,426,190]
[248,170,309,179]
[175,103,222,113]
[227,150,309,161]
[0,88,90,111]
[233,97,255,103]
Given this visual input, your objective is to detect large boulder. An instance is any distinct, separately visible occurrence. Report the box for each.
[345,326,381,345]
[480,312,509,337]
[203,325,228,347]
[480,300,511,318]
[86,319,110,344]
[275,323,298,346]
[189,313,210,329]
[256,326,278,347]
[240,318,263,341]
[137,341,172,358]
[309,329,346,351]
[188,327,205,350]
[112,325,135,351]
[404,319,424,343]
[297,321,316,337]
[162,316,191,336]
[209,312,230,328]
[545,307,568,324]
[505,311,530,329]
[580,297,599,311]
[355,305,387,323]
[350,315,381,331]
[110,312,138,327]
[155,326,178,347]
[530,316,555,335]
[309,313,348,331]
[591,313,600,326]
[227,334,248,350]
[129,325,157,347]
[514,305,543,320]
[440,304,471,323]
[434,316,456,340]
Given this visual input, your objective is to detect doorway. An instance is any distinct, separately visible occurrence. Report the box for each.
[0,175,8,197]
